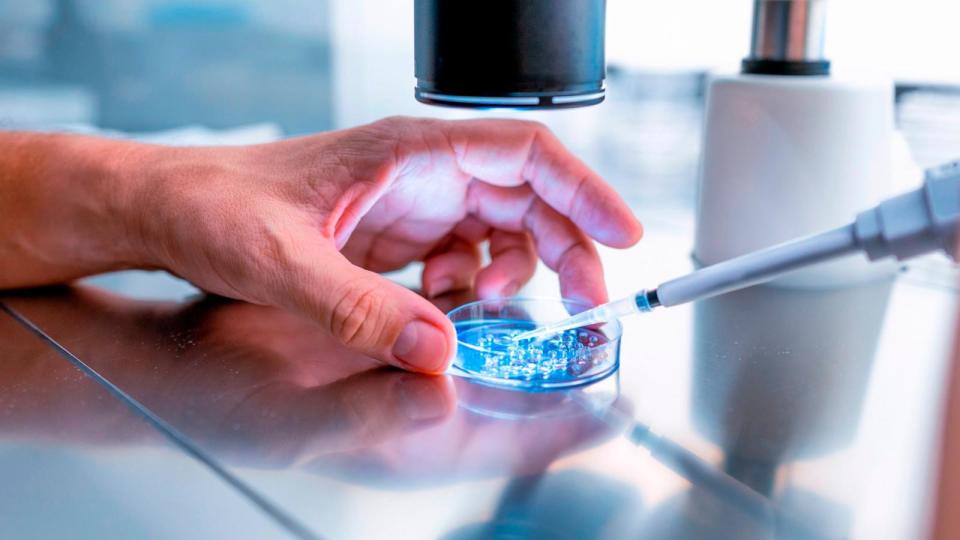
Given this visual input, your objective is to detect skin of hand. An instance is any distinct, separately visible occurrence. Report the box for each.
[0,117,642,373]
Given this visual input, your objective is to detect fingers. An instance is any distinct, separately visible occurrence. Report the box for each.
[474,230,537,299]
[284,244,456,374]
[423,226,537,300]
[297,371,455,454]
[467,182,609,305]
[440,119,643,248]
[421,238,482,297]
[525,199,608,305]
[221,371,455,464]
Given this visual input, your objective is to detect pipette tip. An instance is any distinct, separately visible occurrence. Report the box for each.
[511,289,659,342]
[511,327,550,342]
[511,307,605,342]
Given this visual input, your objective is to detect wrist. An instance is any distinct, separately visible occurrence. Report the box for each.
[0,133,163,287]
[108,142,236,272]
[98,138,170,269]
[42,134,170,273]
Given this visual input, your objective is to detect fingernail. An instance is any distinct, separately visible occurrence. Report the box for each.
[501,281,520,297]
[392,319,449,373]
[398,376,450,421]
[426,277,455,298]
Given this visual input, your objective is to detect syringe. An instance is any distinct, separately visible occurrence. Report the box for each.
[514,160,960,342]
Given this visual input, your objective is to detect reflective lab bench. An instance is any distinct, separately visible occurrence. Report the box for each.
[0,209,957,540]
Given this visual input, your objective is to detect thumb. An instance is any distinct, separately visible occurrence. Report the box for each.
[286,250,456,374]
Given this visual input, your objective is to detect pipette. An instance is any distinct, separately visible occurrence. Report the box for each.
[514,160,960,342]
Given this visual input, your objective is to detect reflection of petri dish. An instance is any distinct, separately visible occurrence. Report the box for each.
[447,297,622,391]
[455,371,620,420]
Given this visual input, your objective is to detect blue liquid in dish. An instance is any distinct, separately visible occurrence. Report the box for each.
[454,319,615,388]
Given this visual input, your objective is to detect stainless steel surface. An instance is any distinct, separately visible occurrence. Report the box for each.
[0,306,295,540]
[750,0,828,62]
[0,216,956,539]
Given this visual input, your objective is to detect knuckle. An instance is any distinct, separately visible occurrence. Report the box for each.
[330,285,385,348]
[521,119,549,135]
[374,115,414,131]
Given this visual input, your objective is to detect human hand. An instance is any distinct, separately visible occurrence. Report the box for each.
[87,118,642,373]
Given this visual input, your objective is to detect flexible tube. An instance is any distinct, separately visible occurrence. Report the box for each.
[656,225,859,307]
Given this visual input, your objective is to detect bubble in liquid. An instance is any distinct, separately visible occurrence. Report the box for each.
[455,319,613,384]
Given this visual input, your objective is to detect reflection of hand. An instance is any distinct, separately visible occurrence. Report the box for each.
[1,119,642,373]
[208,368,456,467]
[181,301,459,465]
[0,289,455,466]
[147,298,625,475]
[0,288,626,481]
[312,378,629,485]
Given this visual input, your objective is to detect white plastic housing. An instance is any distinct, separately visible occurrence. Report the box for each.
[694,72,897,286]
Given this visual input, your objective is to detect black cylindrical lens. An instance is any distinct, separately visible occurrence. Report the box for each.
[415,0,606,109]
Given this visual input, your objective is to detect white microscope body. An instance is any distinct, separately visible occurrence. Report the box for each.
[694,0,897,286]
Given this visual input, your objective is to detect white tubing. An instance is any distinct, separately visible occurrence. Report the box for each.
[657,225,859,307]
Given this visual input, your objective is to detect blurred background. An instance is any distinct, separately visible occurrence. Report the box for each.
[1,0,959,210]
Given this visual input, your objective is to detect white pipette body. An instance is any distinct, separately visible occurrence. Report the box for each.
[514,160,960,342]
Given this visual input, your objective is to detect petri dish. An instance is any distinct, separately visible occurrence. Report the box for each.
[447,297,622,391]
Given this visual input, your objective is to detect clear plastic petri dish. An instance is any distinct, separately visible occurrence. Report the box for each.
[447,297,622,391]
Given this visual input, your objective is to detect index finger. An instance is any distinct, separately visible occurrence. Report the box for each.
[440,118,643,248]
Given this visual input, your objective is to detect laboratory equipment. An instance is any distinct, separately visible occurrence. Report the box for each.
[695,0,897,287]
[413,0,605,109]
[515,161,960,341]
[411,0,898,279]
[447,297,621,390]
